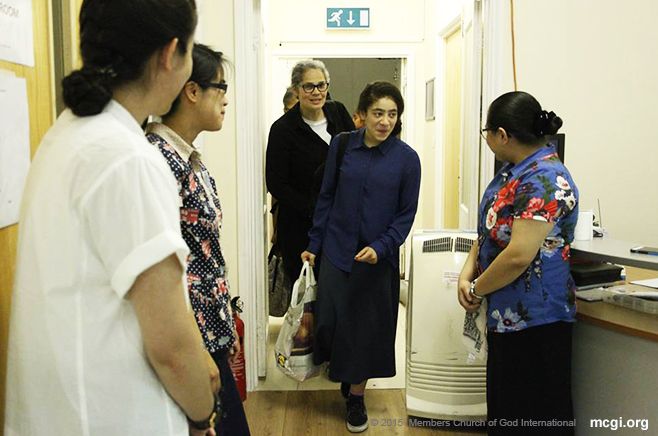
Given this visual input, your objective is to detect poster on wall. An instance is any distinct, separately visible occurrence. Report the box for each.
[0,0,35,67]
[0,75,30,229]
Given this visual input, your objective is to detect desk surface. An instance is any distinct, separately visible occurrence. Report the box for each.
[576,267,658,342]
[571,237,658,270]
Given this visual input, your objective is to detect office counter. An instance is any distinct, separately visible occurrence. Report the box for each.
[570,238,658,435]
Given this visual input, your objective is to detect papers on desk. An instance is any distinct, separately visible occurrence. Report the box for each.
[576,284,658,302]
[603,285,658,314]
[630,278,658,289]
[576,288,607,302]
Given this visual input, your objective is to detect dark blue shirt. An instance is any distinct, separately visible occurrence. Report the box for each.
[478,145,579,332]
[307,129,421,272]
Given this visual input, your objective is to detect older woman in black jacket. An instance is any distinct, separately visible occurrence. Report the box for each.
[266,59,354,285]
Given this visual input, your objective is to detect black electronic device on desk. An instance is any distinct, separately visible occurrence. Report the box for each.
[630,246,658,256]
[570,261,623,288]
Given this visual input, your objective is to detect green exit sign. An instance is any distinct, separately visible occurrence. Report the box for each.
[326,8,370,29]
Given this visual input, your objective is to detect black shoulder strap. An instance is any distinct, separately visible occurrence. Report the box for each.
[334,132,350,187]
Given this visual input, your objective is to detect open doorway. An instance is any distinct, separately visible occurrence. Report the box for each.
[316,57,402,120]
[260,56,409,392]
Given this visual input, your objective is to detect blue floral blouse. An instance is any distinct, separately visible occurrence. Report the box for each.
[478,145,579,333]
[147,124,235,353]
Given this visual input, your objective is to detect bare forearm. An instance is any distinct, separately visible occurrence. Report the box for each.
[459,242,480,282]
[148,334,214,421]
[473,248,531,297]
[129,255,214,421]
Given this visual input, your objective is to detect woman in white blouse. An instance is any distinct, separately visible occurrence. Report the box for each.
[5,1,221,435]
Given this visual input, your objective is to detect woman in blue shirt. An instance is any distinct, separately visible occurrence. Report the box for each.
[302,81,421,433]
[458,91,578,436]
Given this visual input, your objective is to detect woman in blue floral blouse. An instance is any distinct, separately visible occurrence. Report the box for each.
[146,44,250,436]
[458,91,578,436]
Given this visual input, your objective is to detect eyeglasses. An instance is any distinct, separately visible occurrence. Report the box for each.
[480,127,493,140]
[203,82,228,93]
[301,81,329,93]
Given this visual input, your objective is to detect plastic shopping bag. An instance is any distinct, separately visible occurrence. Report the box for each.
[462,298,488,364]
[274,261,321,381]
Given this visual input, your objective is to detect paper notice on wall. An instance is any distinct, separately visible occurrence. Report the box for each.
[0,75,30,229]
[443,270,460,284]
[0,0,35,67]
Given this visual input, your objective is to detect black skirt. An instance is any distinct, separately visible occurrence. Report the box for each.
[313,253,400,385]
[486,321,574,436]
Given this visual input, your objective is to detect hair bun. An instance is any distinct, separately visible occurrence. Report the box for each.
[534,110,562,137]
[62,67,113,116]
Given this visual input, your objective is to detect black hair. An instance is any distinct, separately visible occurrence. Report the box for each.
[165,43,228,117]
[486,91,563,144]
[357,81,405,137]
[62,0,198,117]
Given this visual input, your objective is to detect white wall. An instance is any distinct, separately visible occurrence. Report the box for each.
[198,0,241,293]
[437,0,463,31]
[509,0,658,245]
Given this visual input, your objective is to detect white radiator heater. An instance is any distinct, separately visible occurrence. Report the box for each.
[406,230,487,420]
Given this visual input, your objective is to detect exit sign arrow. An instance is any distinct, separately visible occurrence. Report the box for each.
[347,10,355,25]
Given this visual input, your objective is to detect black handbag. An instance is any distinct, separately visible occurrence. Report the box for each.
[268,244,292,317]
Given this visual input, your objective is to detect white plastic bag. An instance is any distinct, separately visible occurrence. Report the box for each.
[462,298,488,364]
[274,261,321,381]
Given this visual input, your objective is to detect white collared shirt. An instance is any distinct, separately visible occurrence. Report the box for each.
[5,101,190,436]
[145,123,219,215]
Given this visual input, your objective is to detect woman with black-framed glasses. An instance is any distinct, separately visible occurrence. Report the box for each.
[266,59,354,294]
[459,91,578,436]
[146,43,251,436]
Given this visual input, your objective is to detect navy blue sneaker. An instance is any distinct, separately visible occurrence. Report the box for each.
[346,394,368,433]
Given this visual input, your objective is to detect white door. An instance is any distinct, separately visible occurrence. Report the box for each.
[458,2,483,231]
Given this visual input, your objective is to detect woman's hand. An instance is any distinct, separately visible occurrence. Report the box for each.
[228,329,241,365]
[301,251,316,267]
[205,351,221,394]
[189,425,216,436]
[457,278,481,313]
[355,246,378,264]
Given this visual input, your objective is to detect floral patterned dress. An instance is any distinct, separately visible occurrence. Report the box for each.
[477,145,579,332]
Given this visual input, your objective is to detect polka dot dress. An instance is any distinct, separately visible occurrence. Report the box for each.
[148,132,236,353]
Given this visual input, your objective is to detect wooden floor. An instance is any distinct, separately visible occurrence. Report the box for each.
[243,389,487,435]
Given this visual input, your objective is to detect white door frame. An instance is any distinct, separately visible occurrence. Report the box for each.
[234,0,268,393]
[458,0,484,231]
[434,14,462,229]
[480,0,507,192]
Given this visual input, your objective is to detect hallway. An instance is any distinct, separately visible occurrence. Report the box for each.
[243,389,486,435]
